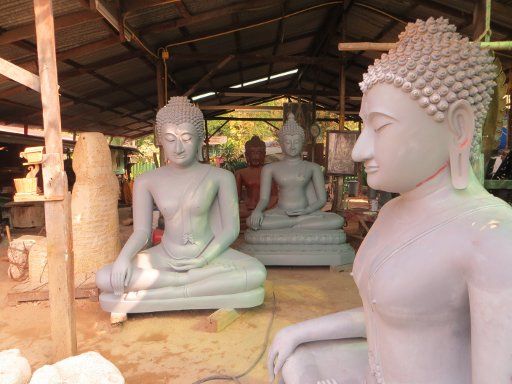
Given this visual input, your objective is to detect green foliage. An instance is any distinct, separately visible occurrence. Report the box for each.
[207,99,282,161]
[134,135,159,163]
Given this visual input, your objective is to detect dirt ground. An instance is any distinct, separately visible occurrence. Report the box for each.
[0,211,364,384]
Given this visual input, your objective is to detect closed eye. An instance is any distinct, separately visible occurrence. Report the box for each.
[165,134,176,142]
[375,122,392,132]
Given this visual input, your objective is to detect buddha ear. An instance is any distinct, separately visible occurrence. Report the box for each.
[197,142,204,162]
[446,99,475,189]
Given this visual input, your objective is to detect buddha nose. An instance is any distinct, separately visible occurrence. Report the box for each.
[176,138,185,154]
[352,128,374,162]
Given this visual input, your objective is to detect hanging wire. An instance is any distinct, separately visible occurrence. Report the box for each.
[164,2,344,49]
[352,2,408,25]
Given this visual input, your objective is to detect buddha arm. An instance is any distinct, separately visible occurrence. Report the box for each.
[289,307,366,344]
[235,170,243,201]
[117,176,153,262]
[306,163,327,212]
[253,164,272,212]
[468,217,512,383]
[200,171,240,263]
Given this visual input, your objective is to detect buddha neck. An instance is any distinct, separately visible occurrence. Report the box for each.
[283,155,302,164]
[393,164,488,220]
[166,159,201,174]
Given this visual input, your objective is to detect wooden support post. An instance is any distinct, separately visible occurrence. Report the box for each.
[204,120,210,163]
[33,0,77,361]
[357,121,363,196]
[507,70,512,150]
[156,58,166,166]
[333,12,347,213]
[472,0,490,42]
[339,66,345,130]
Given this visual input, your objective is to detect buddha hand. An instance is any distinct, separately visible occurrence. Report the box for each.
[249,210,264,230]
[267,325,301,383]
[111,257,133,296]
[285,207,312,216]
[171,255,207,271]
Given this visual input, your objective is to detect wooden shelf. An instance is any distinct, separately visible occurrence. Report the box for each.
[13,193,63,202]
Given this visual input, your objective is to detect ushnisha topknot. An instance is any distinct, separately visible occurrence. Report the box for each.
[155,96,205,142]
[245,135,266,151]
[278,113,306,143]
[359,17,497,155]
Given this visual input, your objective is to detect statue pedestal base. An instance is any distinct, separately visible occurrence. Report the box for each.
[240,229,355,266]
[98,287,264,314]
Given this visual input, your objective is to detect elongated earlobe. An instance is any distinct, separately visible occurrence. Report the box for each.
[197,144,204,162]
[446,100,474,189]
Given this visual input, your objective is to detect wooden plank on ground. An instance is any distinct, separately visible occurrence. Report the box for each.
[204,309,240,332]
[7,284,99,306]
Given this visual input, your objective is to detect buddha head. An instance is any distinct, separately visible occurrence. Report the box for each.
[279,113,306,158]
[352,17,496,193]
[245,135,266,167]
[155,97,205,167]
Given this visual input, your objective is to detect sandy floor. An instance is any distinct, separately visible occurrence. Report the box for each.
[0,211,364,383]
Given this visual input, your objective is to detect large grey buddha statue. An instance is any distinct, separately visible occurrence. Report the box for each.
[241,113,354,266]
[96,97,266,314]
[267,17,512,384]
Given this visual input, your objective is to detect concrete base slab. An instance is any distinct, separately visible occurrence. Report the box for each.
[239,243,355,266]
[98,287,265,314]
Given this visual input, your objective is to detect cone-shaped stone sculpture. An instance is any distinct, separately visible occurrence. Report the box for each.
[72,133,120,276]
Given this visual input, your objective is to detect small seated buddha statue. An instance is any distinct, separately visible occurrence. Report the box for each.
[95,97,266,314]
[241,114,354,266]
[235,135,278,230]
[267,17,512,384]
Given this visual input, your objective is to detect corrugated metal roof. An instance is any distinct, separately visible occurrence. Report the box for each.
[0,0,82,29]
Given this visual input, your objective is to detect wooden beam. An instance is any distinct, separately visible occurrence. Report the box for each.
[184,55,234,97]
[198,104,355,112]
[338,41,512,52]
[264,120,280,131]
[139,0,275,35]
[206,120,228,139]
[57,36,119,61]
[215,88,344,98]
[266,1,288,86]
[0,57,40,92]
[0,10,101,45]
[124,0,180,13]
[199,104,283,111]
[174,0,191,18]
[338,42,395,52]
[168,52,341,66]
[33,0,77,362]
[206,116,356,122]
[292,3,344,88]
[231,14,245,87]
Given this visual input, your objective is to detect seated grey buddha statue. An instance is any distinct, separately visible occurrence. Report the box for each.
[96,97,266,314]
[241,114,354,266]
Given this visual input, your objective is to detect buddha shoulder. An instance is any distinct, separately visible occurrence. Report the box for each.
[306,161,322,173]
[208,165,236,183]
[463,204,512,288]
